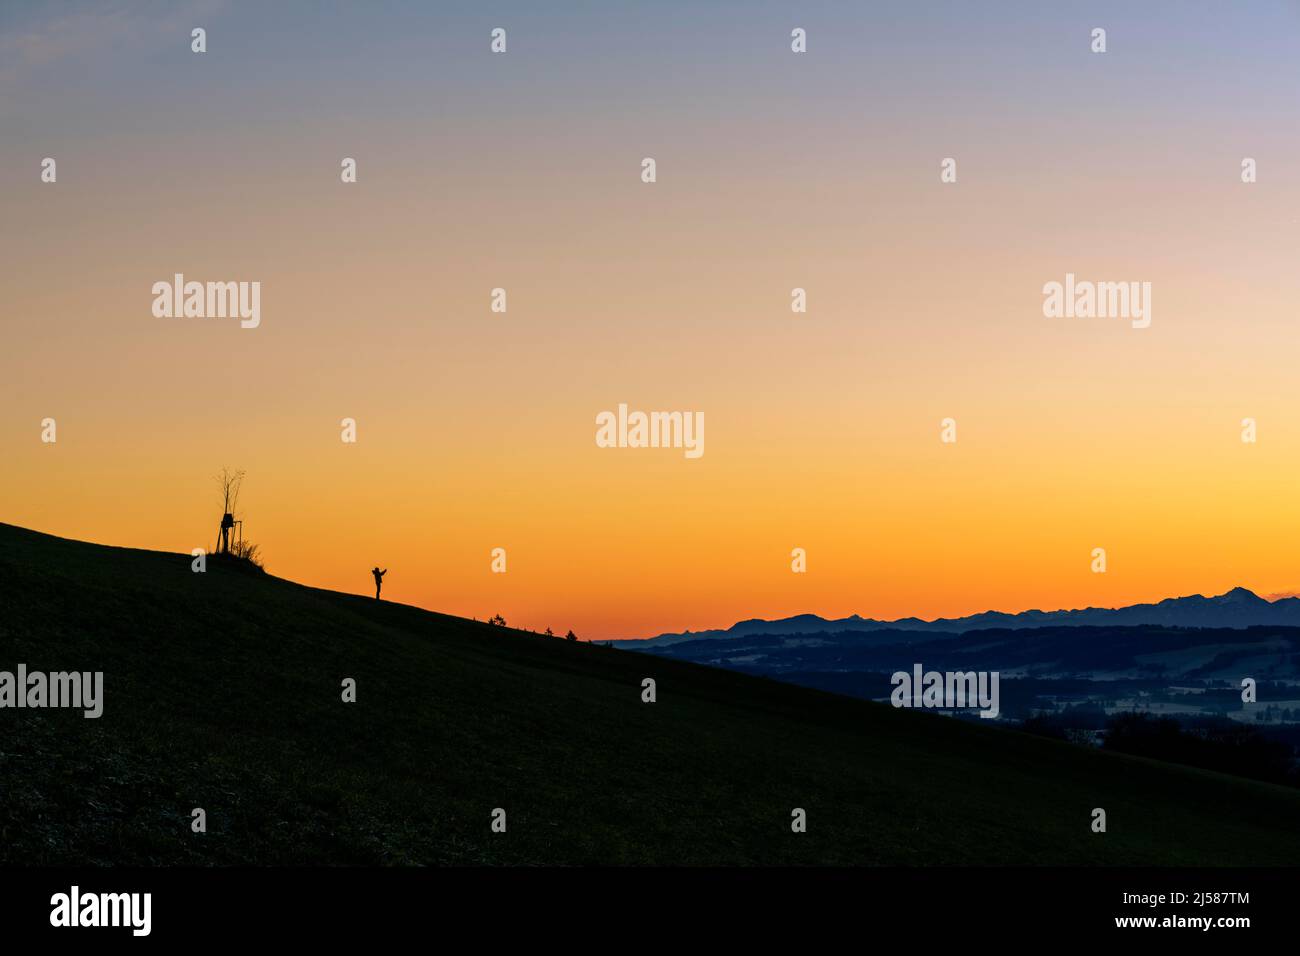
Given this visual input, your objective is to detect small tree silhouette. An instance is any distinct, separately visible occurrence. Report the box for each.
[544,627,554,637]
[488,613,507,627]
[565,629,577,641]
[214,466,245,554]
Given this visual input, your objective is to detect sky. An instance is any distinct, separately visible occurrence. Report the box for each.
[3,1,1300,639]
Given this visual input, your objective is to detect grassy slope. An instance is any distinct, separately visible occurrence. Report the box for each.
[1,522,1297,866]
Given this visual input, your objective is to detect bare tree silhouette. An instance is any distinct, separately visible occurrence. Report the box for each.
[214,467,245,555]
[211,467,263,568]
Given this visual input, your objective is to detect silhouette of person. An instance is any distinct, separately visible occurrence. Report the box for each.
[372,567,387,600]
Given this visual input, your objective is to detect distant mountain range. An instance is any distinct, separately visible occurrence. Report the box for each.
[614,587,1300,648]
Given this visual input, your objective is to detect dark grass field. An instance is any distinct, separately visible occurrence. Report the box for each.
[2,522,1298,865]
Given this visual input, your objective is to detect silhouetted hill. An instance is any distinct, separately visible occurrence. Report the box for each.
[2,522,1299,865]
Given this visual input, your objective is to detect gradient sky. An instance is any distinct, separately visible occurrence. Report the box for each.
[3,1,1300,638]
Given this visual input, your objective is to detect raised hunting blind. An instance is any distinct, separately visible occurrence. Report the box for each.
[217,512,242,555]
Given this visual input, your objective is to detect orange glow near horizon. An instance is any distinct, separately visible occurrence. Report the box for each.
[4,4,1300,638]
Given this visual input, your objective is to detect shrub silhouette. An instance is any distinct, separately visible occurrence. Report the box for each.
[230,540,264,569]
